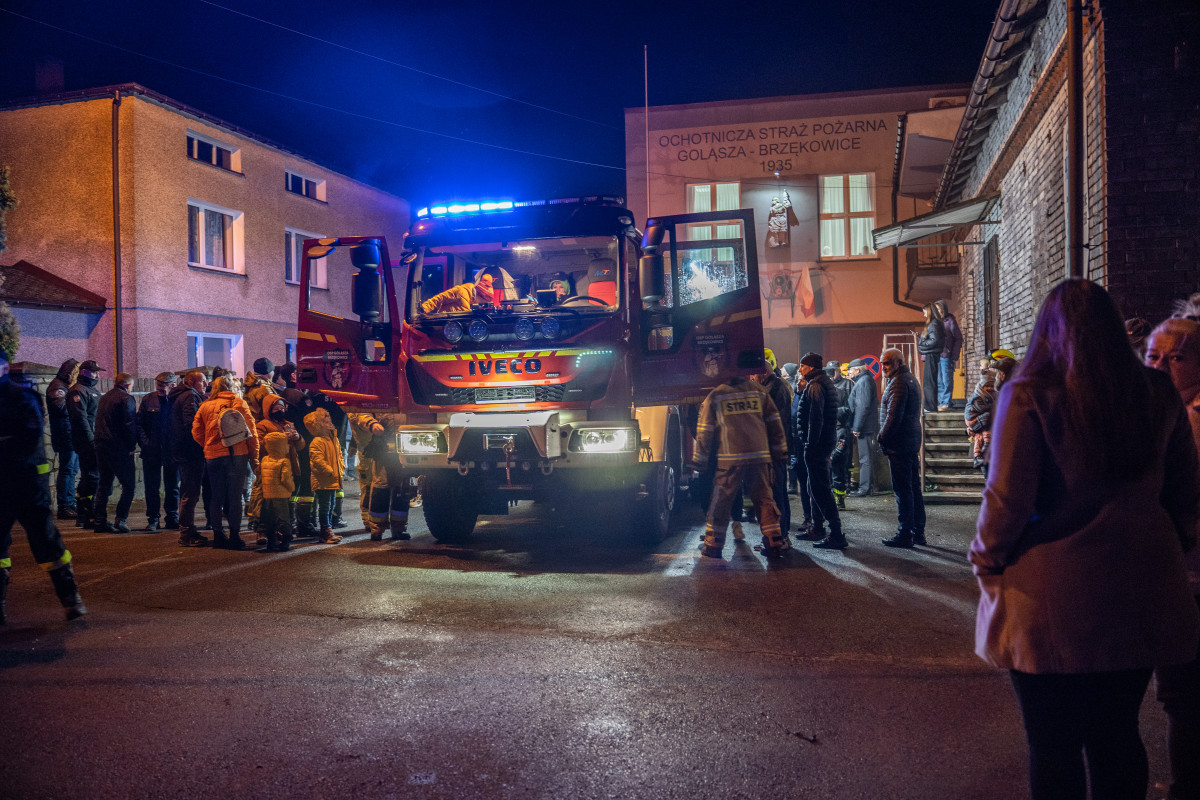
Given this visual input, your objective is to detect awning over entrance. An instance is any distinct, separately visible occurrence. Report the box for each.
[871,194,999,251]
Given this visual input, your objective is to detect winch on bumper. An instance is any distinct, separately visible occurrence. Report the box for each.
[395,411,648,490]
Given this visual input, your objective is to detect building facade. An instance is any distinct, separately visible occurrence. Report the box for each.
[929,0,1200,365]
[0,84,409,378]
[625,85,968,369]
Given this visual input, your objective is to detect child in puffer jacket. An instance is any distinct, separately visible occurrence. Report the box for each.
[964,360,998,474]
[304,408,344,544]
[260,431,295,552]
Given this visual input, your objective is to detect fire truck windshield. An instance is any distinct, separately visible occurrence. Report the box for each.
[412,235,621,319]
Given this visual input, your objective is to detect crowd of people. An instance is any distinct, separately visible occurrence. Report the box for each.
[33,356,419,553]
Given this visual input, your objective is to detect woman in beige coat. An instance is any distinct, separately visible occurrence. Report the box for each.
[971,279,1200,800]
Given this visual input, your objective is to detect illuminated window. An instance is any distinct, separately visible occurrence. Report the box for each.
[819,173,876,259]
[285,228,326,288]
[686,182,741,263]
[286,170,326,202]
[186,331,243,376]
[186,132,241,173]
[284,338,297,365]
[188,200,244,273]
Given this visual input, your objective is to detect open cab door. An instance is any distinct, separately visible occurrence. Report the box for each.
[295,236,408,411]
[632,209,764,406]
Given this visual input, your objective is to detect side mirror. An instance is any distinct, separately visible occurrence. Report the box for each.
[641,223,664,253]
[639,254,664,303]
[351,241,383,323]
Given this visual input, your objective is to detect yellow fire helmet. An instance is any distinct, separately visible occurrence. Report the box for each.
[990,348,1016,361]
[840,362,850,376]
[764,348,777,370]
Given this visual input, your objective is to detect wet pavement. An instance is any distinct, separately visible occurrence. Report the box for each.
[0,483,1178,799]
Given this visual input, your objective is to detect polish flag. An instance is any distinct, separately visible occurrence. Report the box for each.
[797,266,815,318]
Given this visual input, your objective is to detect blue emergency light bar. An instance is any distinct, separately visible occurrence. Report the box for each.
[414,196,626,219]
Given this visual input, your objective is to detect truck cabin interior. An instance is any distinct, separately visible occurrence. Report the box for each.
[413,237,622,317]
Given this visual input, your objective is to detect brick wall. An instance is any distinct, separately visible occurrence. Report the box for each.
[1101,0,1200,322]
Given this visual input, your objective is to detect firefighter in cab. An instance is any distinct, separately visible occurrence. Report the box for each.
[0,345,87,624]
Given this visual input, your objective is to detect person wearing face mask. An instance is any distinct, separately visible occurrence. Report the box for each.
[877,348,926,548]
[137,372,180,531]
[1145,296,1200,800]
[67,360,105,529]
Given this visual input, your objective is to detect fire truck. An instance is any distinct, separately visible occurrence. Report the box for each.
[295,197,764,543]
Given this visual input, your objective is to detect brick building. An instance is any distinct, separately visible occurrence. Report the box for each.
[624,85,968,370]
[0,84,410,378]
[879,0,1200,364]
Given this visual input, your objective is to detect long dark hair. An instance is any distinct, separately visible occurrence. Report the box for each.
[1014,279,1156,480]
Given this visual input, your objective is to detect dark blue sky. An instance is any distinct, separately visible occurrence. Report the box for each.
[0,0,993,207]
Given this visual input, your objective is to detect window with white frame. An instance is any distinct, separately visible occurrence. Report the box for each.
[188,199,244,273]
[686,182,741,263]
[187,331,244,376]
[285,228,326,288]
[284,338,297,366]
[186,132,241,173]
[819,173,876,259]
[286,170,326,202]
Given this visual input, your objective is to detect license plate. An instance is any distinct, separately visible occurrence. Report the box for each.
[474,386,535,403]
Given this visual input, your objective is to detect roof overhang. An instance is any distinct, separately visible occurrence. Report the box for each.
[872,194,999,251]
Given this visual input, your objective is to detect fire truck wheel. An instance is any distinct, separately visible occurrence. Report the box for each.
[630,464,675,543]
[422,473,478,543]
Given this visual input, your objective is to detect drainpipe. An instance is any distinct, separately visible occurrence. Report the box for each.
[112,89,123,372]
[1065,0,1086,278]
[891,113,923,312]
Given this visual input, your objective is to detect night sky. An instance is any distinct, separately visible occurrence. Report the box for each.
[0,0,994,208]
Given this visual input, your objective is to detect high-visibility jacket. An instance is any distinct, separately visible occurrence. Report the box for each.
[693,377,788,469]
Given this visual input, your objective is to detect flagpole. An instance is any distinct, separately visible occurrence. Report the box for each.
[644,44,650,222]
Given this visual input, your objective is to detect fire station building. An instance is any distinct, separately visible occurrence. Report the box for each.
[0,83,409,379]
[625,84,970,371]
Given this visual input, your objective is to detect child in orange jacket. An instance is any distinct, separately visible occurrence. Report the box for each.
[304,408,344,544]
[259,431,295,551]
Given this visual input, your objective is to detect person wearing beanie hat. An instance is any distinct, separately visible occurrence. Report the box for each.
[253,357,274,377]
[137,370,180,531]
[795,353,846,549]
[93,372,138,533]
[0,347,88,623]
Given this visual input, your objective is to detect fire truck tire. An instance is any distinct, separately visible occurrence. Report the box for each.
[422,473,478,543]
[630,463,675,543]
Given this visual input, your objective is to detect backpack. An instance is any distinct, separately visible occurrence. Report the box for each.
[218,405,253,448]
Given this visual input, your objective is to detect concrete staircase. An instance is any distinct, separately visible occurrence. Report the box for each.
[922,410,983,505]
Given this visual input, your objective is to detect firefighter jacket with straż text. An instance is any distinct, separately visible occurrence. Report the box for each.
[693,377,789,470]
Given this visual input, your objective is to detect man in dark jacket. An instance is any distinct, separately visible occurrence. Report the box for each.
[794,352,845,549]
[94,373,138,533]
[754,350,793,535]
[46,358,79,519]
[169,370,210,547]
[0,348,87,624]
[935,300,963,411]
[67,359,104,528]
[138,372,180,531]
[283,388,319,537]
[847,358,880,496]
[877,348,926,547]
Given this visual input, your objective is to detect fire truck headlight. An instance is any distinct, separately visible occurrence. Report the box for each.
[514,318,535,341]
[443,320,464,343]
[468,319,489,341]
[569,428,636,453]
[540,317,561,340]
[398,431,446,454]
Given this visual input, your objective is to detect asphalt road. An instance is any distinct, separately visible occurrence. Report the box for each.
[0,484,1178,799]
